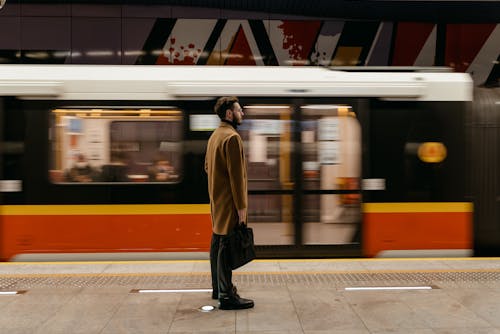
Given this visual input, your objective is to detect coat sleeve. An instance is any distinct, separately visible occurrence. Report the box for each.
[204,153,208,174]
[204,139,210,174]
[225,134,247,210]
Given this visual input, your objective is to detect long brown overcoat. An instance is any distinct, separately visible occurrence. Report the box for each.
[205,122,247,235]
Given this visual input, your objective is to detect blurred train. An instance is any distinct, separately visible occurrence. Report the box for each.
[0,64,498,261]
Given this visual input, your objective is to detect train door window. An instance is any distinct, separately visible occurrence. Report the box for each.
[49,108,183,183]
[240,105,294,245]
[301,104,361,245]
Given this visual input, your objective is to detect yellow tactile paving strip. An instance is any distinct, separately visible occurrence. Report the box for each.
[0,258,499,289]
[1,270,500,289]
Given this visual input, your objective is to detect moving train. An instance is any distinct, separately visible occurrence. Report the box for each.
[0,65,497,261]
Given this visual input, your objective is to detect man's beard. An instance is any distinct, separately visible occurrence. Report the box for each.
[231,118,239,129]
[232,112,241,128]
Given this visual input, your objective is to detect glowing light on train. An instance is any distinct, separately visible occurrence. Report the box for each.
[418,142,447,163]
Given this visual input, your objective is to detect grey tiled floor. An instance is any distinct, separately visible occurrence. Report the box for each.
[0,258,500,333]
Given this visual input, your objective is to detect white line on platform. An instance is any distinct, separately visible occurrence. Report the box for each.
[136,289,212,293]
[345,286,433,291]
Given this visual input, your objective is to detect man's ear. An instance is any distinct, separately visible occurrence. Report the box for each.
[225,109,233,120]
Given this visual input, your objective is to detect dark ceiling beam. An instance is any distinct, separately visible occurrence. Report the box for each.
[6,0,500,22]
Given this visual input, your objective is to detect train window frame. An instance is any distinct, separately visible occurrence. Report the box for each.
[48,106,184,185]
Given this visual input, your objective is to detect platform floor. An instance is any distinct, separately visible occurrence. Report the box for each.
[1,258,500,333]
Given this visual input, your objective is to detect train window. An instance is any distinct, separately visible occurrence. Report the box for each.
[301,104,361,245]
[189,114,219,131]
[49,108,183,183]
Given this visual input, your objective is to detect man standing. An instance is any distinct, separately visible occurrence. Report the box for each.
[205,96,254,310]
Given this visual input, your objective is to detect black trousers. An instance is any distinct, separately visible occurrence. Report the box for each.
[210,233,233,299]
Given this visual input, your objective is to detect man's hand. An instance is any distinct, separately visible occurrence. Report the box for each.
[237,208,247,225]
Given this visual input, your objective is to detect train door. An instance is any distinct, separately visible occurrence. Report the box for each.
[240,104,295,245]
[300,104,362,246]
[241,101,362,255]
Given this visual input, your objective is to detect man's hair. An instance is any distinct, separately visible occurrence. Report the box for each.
[214,96,239,120]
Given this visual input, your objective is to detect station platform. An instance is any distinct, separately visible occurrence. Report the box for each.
[1,258,500,334]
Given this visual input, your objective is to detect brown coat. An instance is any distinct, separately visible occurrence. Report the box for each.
[205,122,248,235]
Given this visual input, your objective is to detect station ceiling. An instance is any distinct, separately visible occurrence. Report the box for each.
[168,0,499,21]
[8,0,500,22]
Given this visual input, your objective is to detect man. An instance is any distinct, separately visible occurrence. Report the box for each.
[205,96,254,310]
[65,154,96,182]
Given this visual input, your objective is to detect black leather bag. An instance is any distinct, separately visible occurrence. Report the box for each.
[228,223,256,270]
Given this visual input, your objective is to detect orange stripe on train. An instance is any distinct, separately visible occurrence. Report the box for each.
[363,202,473,257]
[0,209,212,260]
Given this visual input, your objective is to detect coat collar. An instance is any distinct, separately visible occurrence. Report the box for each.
[219,120,238,131]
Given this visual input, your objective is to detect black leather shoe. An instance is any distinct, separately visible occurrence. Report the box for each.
[219,295,254,310]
